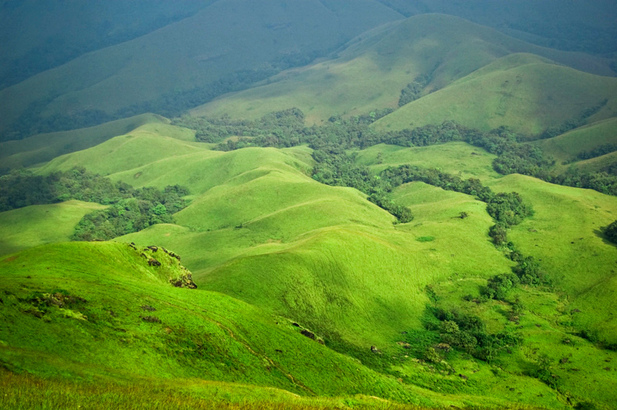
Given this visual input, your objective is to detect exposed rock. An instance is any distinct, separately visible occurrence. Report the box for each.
[170,268,197,289]
[371,345,381,354]
[435,343,452,352]
[301,329,316,340]
[148,258,161,267]
[147,246,158,252]
[141,305,157,312]
[396,341,411,349]
[141,315,161,323]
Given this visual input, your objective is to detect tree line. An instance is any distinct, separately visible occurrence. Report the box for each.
[0,167,189,241]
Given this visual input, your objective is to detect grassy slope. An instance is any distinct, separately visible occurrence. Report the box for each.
[0,114,168,170]
[487,174,617,345]
[192,14,613,124]
[534,117,617,168]
[0,201,106,257]
[0,0,402,136]
[354,142,501,180]
[5,124,617,407]
[374,53,617,135]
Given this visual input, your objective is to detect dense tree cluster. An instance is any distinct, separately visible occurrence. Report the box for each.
[576,143,617,161]
[428,308,522,362]
[311,147,413,223]
[72,185,189,241]
[0,168,128,211]
[0,167,189,241]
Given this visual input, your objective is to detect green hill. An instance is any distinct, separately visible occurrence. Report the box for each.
[534,117,617,167]
[0,113,169,171]
[0,200,106,256]
[3,119,617,408]
[487,174,617,346]
[1,241,465,409]
[373,53,617,135]
[192,14,614,124]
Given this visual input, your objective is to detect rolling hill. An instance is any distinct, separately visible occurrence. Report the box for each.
[2,118,615,408]
[3,4,617,409]
[374,53,617,135]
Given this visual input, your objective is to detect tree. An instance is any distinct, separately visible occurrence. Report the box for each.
[604,220,617,244]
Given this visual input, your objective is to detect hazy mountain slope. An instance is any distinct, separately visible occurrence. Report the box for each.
[0,0,213,90]
[373,53,617,135]
[0,0,402,139]
[377,0,617,54]
[193,14,613,123]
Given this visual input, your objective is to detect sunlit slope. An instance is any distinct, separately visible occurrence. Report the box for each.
[0,241,452,406]
[487,174,617,345]
[0,114,168,170]
[354,142,501,181]
[534,117,617,166]
[192,14,613,123]
[0,201,106,256]
[374,53,617,135]
[36,125,207,177]
[38,131,511,351]
[0,0,401,137]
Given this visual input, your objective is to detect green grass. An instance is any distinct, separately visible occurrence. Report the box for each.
[0,241,532,409]
[0,200,106,256]
[0,242,421,402]
[3,121,617,408]
[487,174,617,345]
[374,53,617,135]
[354,142,500,181]
[534,117,617,168]
[0,114,167,170]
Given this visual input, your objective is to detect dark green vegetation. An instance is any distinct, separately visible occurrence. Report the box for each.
[2,2,617,409]
[0,167,189,240]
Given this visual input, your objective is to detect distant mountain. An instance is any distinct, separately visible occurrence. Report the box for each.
[0,0,213,89]
[373,53,617,135]
[0,0,402,140]
[377,0,617,54]
[193,14,615,127]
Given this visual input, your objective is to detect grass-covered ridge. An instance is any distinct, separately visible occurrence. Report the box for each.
[373,53,617,136]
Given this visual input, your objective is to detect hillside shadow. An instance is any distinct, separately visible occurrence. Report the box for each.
[593,228,616,247]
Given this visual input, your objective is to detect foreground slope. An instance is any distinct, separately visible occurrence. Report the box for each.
[193,14,614,124]
[0,242,437,407]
